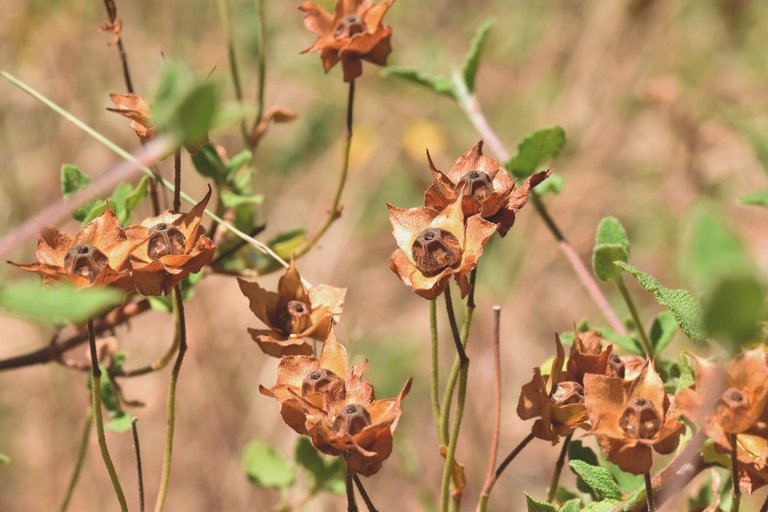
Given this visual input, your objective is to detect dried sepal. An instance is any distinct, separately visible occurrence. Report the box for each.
[565,330,614,384]
[108,93,155,142]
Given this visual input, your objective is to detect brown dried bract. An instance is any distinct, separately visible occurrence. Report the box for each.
[388,197,496,300]
[250,106,298,146]
[424,141,550,236]
[126,189,215,296]
[585,361,684,474]
[298,0,394,82]
[259,330,411,476]
[564,330,614,384]
[108,93,155,142]
[8,207,141,290]
[517,335,589,444]
[238,258,346,357]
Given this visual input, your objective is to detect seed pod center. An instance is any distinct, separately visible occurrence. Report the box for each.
[411,227,462,277]
[719,387,749,411]
[458,170,494,202]
[619,397,661,439]
[63,244,110,282]
[332,403,372,436]
[280,300,312,334]
[607,354,626,379]
[302,368,342,397]
[334,15,365,39]
[551,381,584,406]
[147,222,186,259]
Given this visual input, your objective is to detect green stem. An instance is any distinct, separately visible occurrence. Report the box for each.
[731,434,741,512]
[114,331,180,377]
[59,407,93,512]
[88,319,128,512]
[251,0,267,133]
[153,286,187,512]
[616,277,653,358]
[440,358,468,512]
[547,433,572,503]
[216,0,248,144]
[296,80,355,257]
[430,299,441,439]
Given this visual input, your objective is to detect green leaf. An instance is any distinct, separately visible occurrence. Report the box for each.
[220,190,264,209]
[0,453,10,464]
[568,460,622,500]
[703,276,764,348]
[105,414,134,433]
[226,150,253,181]
[242,440,295,489]
[0,281,123,324]
[381,67,455,98]
[582,500,621,512]
[80,199,110,224]
[650,311,677,354]
[191,142,228,184]
[600,327,644,355]
[701,439,732,467]
[559,498,581,512]
[111,177,149,225]
[294,437,345,494]
[505,126,566,178]
[461,19,495,93]
[603,459,643,494]
[524,492,557,512]
[61,164,90,195]
[568,440,599,466]
[254,229,307,274]
[147,270,204,313]
[740,190,768,209]
[615,262,705,341]
[592,217,630,282]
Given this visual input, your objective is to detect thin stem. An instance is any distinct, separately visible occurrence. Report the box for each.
[760,495,768,512]
[132,418,145,512]
[616,277,653,357]
[173,149,181,211]
[296,80,355,256]
[430,299,441,439]
[482,432,535,499]
[547,433,572,503]
[59,407,93,512]
[353,476,377,512]
[102,0,134,93]
[216,0,248,143]
[345,472,358,512]
[114,333,180,377]
[443,285,468,365]
[481,306,502,494]
[251,0,267,135]
[88,319,128,512]
[440,358,468,512]
[731,434,741,512]
[153,285,187,512]
[644,471,656,512]
[450,70,625,335]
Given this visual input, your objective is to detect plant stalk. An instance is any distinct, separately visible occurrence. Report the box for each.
[481,306,503,495]
[59,407,93,512]
[480,432,535,504]
[132,418,145,512]
[644,471,656,512]
[547,433,572,503]
[616,277,653,357]
[353,475,377,512]
[430,298,441,439]
[346,472,358,512]
[731,434,741,512]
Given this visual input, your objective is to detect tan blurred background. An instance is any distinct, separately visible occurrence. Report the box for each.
[2,0,768,510]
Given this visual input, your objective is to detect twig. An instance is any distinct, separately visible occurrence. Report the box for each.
[616,277,653,357]
[173,149,181,211]
[101,0,134,93]
[153,286,187,512]
[353,475,377,512]
[250,0,267,138]
[443,285,468,365]
[430,299,441,439]
[481,306,502,494]
[346,472,358,512]
[295,80,355,256]
[216,0,248,144]
[480,432,535,503]
[450,70,625,335]
[546,433,572,503]
[58,407,93,512]
[731,434,741,512]
[132,418,145,512]
[114,331,179,378]
[88,319,128,512]
[644,471,656,512]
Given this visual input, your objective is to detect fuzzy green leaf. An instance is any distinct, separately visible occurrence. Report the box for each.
[0,281,122,324]
[381,67,455,98]
[505,126,566,178]
[650,311,677,354]
[524,493,558,512]
[111,177,149,225]
[461,19,495,93]
[226,150,253,181]
[191,142,228,184]
[592,217,630,282]
[220,190,263,209]
[568,460,623,500]
[61,164,90,195]
[242,440,295,489]
[615,261,705,341]
[559,499,581,512]
[740,190,768,209]
[582,501,621,512]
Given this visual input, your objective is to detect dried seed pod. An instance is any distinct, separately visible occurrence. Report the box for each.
[301,368,343,397]
[332,403,372,436]
[458,171,495,202]
[718,387,750,412]
[619,397,661,439]
[411,228,462,277]
[607,354,626,378]
[551,381,585,406]
[147,222,186,259]
[334,14,365,39]
[274,300,313,335]
[63,244,110,282]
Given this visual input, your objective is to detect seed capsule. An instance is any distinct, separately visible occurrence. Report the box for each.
[718,387,749,411]
[458,171,494,202]
[332,403,372,436]
[147,222,186,259]
[63,244,110,282]
[607,354,626,379]
[276,300,312,334]
[302,368,343,396]
[334,15,365,39]
[551,381,584,406]
[411,228,462,277]
[619,397,661,439]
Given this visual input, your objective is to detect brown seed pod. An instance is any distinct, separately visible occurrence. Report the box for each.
[301,368,343,397]
[63,244,110,282]
[607,353,626,379]
[411,228,462,277]
[334,14,365,38]
[718,387,750,412]
[619,397,661,439]
[551,381,585,406]
[147,222,186,259]
[457,170,495,202]
[332,403,372,436]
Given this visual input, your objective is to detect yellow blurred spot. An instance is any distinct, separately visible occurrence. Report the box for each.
[403,120,445,163]
[348,124,376,168]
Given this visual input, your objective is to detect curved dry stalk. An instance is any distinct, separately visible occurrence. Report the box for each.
[59,407,93,512]
[481,306,503,494]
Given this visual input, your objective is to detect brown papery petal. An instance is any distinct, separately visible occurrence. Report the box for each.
[318,329,348,379]
[238,278,280,328]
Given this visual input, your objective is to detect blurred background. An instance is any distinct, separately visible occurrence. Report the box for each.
[2,0,768,510]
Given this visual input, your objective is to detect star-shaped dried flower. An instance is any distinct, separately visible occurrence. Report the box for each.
[388,196,496,300]
[585,361,685,474]
[517,335,589,444]
[238,259,346,357]
[126,189,215,296]
[298,0,394,82]
[733,430,768,494]
[108,93,155,142]
[564,330,614,384]
[8,208,141,290]
[677,346,768,450]
[424,141,550,236]
[259,330,412,476]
